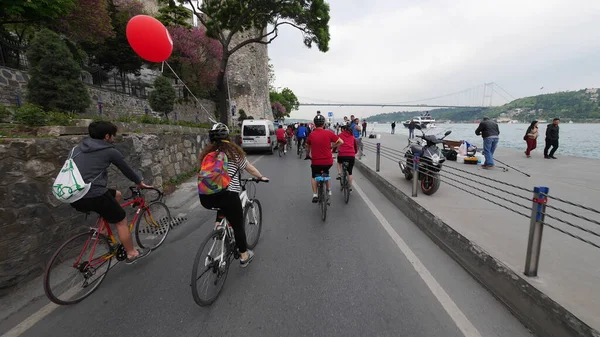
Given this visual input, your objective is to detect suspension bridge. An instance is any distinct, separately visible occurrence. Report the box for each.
[298,82,516,108]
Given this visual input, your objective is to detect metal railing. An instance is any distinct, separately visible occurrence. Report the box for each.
[363,140,600,277]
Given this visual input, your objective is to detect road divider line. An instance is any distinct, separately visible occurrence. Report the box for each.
[353,182,482,337]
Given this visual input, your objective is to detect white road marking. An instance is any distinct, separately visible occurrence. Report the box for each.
[2,154,268,337]
[353,182,482,337]
[1,285,81,337]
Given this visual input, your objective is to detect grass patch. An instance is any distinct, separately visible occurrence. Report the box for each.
[162,167,199,195]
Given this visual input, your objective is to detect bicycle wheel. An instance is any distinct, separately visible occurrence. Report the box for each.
[44,232,113,305]
[135,201,172,250]
[244,199,263,249]
[278,144,283,157]
[343,171,350,204]
[191,228,230,306]
[319,183,327,221]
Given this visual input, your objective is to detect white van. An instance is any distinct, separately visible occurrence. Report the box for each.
[241,119,276,154]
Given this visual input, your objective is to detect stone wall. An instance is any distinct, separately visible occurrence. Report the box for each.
[0,131,209,294]
[0,66,217,124]
[227,29,273,121]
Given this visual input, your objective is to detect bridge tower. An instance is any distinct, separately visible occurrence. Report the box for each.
[482,82,494,107]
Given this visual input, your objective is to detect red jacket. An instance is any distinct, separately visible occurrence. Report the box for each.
[337,131,357,157]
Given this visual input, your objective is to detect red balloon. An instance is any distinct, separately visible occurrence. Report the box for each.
[126,15,173,63]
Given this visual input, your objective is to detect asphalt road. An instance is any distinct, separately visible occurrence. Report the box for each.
[0,152,533,337]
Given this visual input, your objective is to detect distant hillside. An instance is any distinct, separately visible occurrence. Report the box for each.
[366,89,600,123]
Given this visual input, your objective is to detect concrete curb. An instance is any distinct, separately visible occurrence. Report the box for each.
[355,159,600,337]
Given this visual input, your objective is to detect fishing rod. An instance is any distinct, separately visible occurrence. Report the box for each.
[493,157,531,177]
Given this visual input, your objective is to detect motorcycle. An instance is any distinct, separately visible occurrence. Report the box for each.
[398,125,452,195]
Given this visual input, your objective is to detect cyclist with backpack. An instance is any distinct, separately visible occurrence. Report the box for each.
[67,121,152,264]
[197,123,269,267]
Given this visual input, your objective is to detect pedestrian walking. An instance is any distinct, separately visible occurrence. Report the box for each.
[544,118,560,159]
[391,121,396,134]
[475,117,500,169]
[408,119,416,139]
[361,120,367,137]
[524,120,538,158]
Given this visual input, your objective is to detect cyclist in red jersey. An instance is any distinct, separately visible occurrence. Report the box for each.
[275,125,287,154]
[305,114,343,203]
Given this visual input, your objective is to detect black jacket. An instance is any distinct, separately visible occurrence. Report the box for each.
[545,124,559,141]
[475,120,500,138]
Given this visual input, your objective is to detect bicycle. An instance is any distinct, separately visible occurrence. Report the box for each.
[190,178,266,306]
[297,142,305,158]
[340,162,351,204]
[278,141,285,157]
[315,171,331,221]
[43,187,172,305]
[286,137,293,152]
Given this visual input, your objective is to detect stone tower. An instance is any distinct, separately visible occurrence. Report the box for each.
[226,29,272,121]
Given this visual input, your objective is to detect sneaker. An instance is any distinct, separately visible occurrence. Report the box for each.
[240,250,254,268]
[550,156,557,159]
[125,249,151,265]
[312,196,318,203]
[327,189,332,196]
[336,175,341,180]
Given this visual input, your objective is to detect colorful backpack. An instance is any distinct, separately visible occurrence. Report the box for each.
[198,151,232,195]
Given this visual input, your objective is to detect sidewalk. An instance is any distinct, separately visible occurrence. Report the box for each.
[358,132,600,334]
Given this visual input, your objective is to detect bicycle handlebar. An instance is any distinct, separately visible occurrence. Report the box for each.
[240,178,269,183]
[124,186,164,202]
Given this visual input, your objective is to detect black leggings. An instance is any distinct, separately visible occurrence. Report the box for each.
[199,191,247,252]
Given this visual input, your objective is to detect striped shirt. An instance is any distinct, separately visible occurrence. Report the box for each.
[227,155,249,193]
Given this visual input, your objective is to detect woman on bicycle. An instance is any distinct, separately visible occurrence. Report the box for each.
[336,125,358,192]
[198,123,269,267]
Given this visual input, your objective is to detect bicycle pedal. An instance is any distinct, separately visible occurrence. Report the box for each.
[115,244,127,261]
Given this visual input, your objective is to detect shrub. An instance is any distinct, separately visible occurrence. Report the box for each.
[116,114,136,123]
[26,29,91,112]
[47,111,76,126]
[12,104,48,127]
[139,114,162,124]
[0,105,13,122]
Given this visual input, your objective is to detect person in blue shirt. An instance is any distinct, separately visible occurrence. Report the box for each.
[349,118,364,159]
[296,123,308,154]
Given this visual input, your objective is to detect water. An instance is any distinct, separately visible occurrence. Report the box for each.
[366,123,600,159]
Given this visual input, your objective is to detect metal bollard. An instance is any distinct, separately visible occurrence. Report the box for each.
[376,142,381,172]
[524,186,549,277]
[412,153,419,197]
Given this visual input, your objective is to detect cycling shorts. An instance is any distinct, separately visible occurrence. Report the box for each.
[70,189,126,224]
[311,164,332,178]
[337,156,355,175]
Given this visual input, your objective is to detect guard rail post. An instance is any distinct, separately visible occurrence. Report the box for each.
[412,153,419,197]
[524,186,549,277]
[376,142,381,172]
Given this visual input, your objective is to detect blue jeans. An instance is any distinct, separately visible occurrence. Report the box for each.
[483,137,499,166]
[409,129,414,139]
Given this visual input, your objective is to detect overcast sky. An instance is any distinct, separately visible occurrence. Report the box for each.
[268,0,600,120]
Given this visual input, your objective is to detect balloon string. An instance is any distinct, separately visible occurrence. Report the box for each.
[163,60,217,124]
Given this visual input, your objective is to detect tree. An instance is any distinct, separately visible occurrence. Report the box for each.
[0,0,76,26]
[181,0,331,125]
[26,29,91,112]
[82,0,145,88]
[149,76,176,120]
[271,101,286,120]
[156,0,192,28]
[166,25,222,100]
[269,87,299,119]
[268,59,276,91]
[56,0,115,44]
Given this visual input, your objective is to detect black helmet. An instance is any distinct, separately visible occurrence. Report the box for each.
[209,122,229,142]
[314,114,326,127]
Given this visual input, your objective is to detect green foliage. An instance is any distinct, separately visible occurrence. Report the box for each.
[269,87,299,120]
[116,114,137,123]
[156,0,192,28]
[81,0,144,79]
[149,76,177,119]
[268,59,276,90]
[139,114,162,124]
[0,0,76,26]
[46,111,76,126]
[180,0,331,123]
[26,29,91,112]
[12,104,48,127]
[0,105,12,121]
